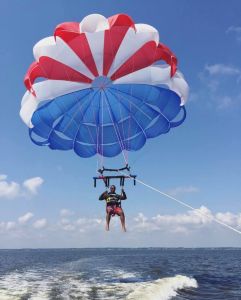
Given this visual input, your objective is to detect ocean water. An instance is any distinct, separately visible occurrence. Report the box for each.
[0,248,240,300]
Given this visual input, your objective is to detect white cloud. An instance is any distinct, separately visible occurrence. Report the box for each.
[195,63,241,110]
[0,221,16,231]
[0,175,20,199]
[23,177,44,194]
[0,175,44,199]
[167,186,199,197]
[152,206,212,226]
[76,217,102,226]
[1,208,241,247]
[60,218,70,225]
[0,174,7,181]
[62,224,76,231]
[205,64,241,76]
[6,222,16,230]
[134,213,148,223]
[75,217,103,232]
[18,212,34,225]
[74,217,104,233]
[215,212,240,226]
[171,226,189,234]
[133,213,159,232]
[60,209,74,217]
[36,208,241,236]
[59,218,75,231]
[0,222,5,230]
[217,95,233,110]
[57,216,103,233]
[133,206,215,233]
[226,26,241,42]
[33,218,47,229]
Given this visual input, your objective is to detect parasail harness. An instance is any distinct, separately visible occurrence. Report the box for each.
[93,164,136,187]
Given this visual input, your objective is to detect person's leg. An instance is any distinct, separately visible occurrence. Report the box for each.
[106,207,112,231]
[106,212,111,231]
[120,212,126,232]
[116,208,126,232]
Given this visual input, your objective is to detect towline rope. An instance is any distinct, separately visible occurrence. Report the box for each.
[119,172,241,236]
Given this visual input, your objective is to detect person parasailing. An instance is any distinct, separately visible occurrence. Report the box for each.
[99,185,127,232]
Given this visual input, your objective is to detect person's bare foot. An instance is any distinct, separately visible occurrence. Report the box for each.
[122,226,127,232]
[105,224,110,231]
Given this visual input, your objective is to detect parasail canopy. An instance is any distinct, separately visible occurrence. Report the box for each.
[20,13,189,158]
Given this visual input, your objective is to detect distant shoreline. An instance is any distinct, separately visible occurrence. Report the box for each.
[0,247,240,250]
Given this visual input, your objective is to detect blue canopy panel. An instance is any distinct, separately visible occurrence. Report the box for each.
[29,84,186,157]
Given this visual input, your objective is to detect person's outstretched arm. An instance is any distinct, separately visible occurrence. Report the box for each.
[99,191,108,200]
[120,189,127,200]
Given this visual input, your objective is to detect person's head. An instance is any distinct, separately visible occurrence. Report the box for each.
[110,185,116,193]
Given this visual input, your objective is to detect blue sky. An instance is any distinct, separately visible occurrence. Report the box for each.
[0,0,241,248]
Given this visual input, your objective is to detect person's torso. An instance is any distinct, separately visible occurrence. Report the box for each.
[106,192,120,206]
